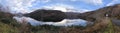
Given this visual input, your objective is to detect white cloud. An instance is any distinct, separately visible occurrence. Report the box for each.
[70,0,77,1]
[70,0,103,5]
[2,0,36,14]
[43,3,75,12]
[42,3,91,13]
[78,9,91,13]
[106,0,120,6]
[1,0,52,14]
[39,0,51,3]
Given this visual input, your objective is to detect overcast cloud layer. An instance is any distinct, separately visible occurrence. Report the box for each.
[0,0,120,13]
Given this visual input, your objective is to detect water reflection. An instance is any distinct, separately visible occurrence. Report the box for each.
[13,16,93,27]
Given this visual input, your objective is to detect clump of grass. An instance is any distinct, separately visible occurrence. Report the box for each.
[30,24,86,33]
[0,22,19,33]
[31,24,61,33]
[103,19,115,33]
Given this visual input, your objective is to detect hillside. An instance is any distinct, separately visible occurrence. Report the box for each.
[78,4,120,25]
[0,10,20,33]
[77,4,120,33]
[24,9,67,22]
[65,12,80,19]
[0,5,32,33]
[24,9,81,22]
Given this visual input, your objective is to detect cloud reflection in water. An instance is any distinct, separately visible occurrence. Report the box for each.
[13,16,93,27]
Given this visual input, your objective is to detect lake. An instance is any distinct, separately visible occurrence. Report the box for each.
[13,16,93,27]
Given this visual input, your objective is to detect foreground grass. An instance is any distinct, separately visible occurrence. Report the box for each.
[0,22,19,33]
[31,25,85,33]
[104,19,114,33]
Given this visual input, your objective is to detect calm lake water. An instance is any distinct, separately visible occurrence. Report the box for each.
[13,16,93,27]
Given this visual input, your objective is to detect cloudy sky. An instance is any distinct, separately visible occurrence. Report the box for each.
[0,0,120,13]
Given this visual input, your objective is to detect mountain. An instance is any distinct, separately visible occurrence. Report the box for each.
[77,4,120,28]
[24,9,84,22]
[78,4,120,22]
[24,9,67,22]
[65,12,80,19]
[24,6,91,22]
[74,4,120,33]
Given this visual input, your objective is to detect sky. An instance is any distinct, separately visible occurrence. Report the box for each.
[0,0,120,13]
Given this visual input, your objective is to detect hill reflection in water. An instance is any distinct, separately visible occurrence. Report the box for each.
[13,16,93,27]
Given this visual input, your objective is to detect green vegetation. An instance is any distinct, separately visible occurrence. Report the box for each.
[0,11,19,33]
[104,19,114,33]
[30,25,85,33]
[0,22,19,33]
